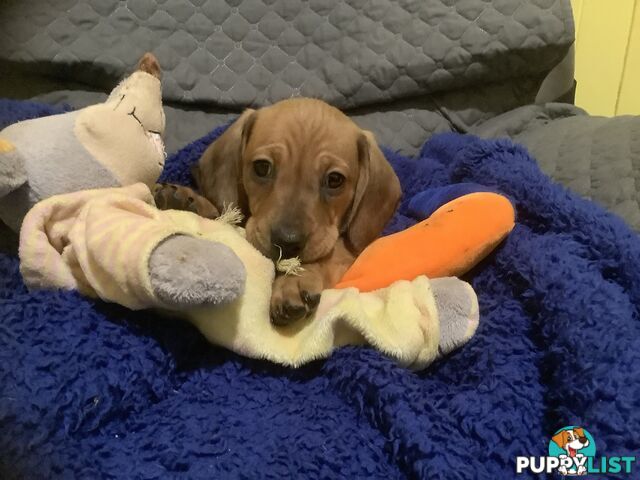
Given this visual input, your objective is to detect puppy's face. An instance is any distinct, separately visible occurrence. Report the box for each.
[195,98,402,264]
[242,102,361,262]
[552,428,590,453]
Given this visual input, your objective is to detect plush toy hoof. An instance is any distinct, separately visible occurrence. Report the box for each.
[431,277,479,357]
[149,235,246,308]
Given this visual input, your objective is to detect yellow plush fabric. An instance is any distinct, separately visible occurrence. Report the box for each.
[19,184,185,309]
[19,184,461,369]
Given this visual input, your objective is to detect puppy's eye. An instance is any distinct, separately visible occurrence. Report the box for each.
[325,172,345,189]
[253,159,272,178]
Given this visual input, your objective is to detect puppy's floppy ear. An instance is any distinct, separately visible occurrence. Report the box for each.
[344,130,402,253]
[194,109,256,214]
[551,431,568,448]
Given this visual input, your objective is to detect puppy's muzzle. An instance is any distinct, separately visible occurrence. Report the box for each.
[271,223,307,259]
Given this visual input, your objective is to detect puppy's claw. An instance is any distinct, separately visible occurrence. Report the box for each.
[270,269,323,326]
[284,302,306,320]
[271,301,306,326]
[301,290,320,309]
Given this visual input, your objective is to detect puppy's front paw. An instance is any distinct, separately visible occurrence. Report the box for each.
[270,269,323,326]
[153,183,219,219]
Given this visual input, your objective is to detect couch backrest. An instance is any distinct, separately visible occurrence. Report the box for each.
[0,0,575,111]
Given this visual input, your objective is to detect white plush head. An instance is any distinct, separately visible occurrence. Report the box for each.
[0,53,169,232]
[74,53,167,187]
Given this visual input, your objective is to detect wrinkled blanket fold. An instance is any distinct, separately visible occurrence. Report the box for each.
[1,101,639,479]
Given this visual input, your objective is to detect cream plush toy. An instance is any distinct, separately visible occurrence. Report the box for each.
[19,183,480,369]
[0,53,166,231]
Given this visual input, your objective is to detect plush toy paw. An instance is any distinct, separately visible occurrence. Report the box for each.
[431,277,479,357]
[148,235,246,308]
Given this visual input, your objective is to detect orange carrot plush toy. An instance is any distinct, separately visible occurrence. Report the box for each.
[337,184,516,292]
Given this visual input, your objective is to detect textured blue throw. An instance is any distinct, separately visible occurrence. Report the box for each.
[1,100,639,479]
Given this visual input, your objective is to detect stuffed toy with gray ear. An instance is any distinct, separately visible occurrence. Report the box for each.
[19,183,479,369]
[0,53,167,232]
[3,54,249,309]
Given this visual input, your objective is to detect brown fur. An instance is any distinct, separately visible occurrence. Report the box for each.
[169,98,401,324]
[551,428,587,449]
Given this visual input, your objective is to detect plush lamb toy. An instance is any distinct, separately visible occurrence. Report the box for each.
[0,53,166,232]
[17,180,516,369]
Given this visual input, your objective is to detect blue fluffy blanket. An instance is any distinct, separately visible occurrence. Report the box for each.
[1,100,639,479]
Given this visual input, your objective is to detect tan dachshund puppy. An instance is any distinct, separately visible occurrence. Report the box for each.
[155,98,401,325]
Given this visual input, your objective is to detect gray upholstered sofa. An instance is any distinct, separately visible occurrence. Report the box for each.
[1,0,639,230]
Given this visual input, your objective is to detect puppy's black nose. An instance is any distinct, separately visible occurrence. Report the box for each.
[271,225,306,258]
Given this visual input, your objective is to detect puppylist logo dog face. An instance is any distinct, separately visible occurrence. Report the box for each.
[516,426,637,476]
[549,427,594,475]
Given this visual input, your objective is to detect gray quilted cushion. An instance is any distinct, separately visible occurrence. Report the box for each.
[4,71,545,158]
[474,104,640,231]
[32,88,451,156]
[0,0,574,109]
[352,109,452,155]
